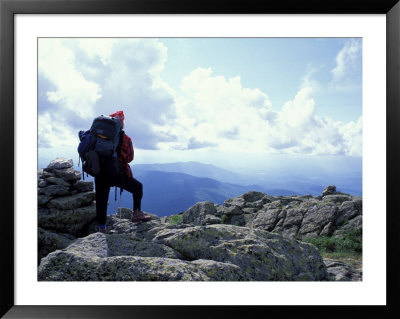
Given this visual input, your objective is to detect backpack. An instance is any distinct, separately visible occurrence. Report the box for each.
[78,115,122,177]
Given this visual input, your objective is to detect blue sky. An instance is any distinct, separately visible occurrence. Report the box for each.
[38,37,362,173]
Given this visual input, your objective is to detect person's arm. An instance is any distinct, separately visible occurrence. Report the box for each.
[119,132,134,164]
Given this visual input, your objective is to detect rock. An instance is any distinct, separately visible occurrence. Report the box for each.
[45,177,71,187]
[322,185,336,197]
[299,204,338,237]
[252,208,281,231]
[335,200,362,226]
[39,252,247,281]
[72,181,94,193]
[53,167,81,182]
[38,232,249,281]
[220,205,242,216]
[153,224,328,281]
[39,225,327,281]
[319,221,334,237]
[38,195,52,207]
[334,215,362,236]
[38,179,47,188]
[182,202,219,226]
[242,191,266,202]
[38,203,96,236]
[280,225,300,238]
[322,194,352,204]
[43,171,56,178]
[36,168,362,282]
[46,158,73,170]
[38,185,70,197]
[223,197,246,209]
[46,191,95,210]
[38,228,75,264]
[324,258,362,281]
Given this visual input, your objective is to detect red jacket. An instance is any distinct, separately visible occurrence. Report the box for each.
[118,131,134,178]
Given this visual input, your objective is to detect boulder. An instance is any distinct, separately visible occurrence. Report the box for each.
[153,224,328,281]
[38,195,52,207]
[39,225,327,281]
[52,167,81,182]
[46,191,95,210]
[322,194,352,204]
[335,200,362,226]
[38,203,96,236]
[46,158,73,170]
[38,185,70,197]
[334,215,362,236]
[38,179,47,188]
[38,233,248,281]
[72,181,94,193]
[182,202,220,226]
[252,208,281,231]
[324,258,362,281]
[242,191,267,202]
[38,228,75,264]
[45,177,71,187]
[322,185,336,197]
[299,204,338,237]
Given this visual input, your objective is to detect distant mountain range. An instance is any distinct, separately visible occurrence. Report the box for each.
[108,162,301,216]
[40,159,360,217]
[112,170,267,216]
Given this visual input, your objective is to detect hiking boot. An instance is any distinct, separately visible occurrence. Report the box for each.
[131,210,151,222]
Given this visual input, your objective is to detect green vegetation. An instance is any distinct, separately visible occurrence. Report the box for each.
[168,214,183,224]
[221,214,228,224]
[304,229,362,259]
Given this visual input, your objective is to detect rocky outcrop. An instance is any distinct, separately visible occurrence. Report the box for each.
[186,190,362,240]
[324,258,362,281]
[38,158,97,259]
[38,228,75,264]
[38,219,327,281]
[37,158,361,282]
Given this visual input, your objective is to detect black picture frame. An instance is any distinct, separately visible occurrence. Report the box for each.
[1,0,399,318]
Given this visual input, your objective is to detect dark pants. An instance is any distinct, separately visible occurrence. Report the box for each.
[94,159,143,225]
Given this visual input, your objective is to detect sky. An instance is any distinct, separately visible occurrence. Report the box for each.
[38,37,362,174]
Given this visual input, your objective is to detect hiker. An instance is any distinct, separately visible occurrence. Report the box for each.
[94,110,151,233]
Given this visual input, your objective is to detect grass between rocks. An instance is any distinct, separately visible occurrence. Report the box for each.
[167,214,183,224]
[303,229,362,264]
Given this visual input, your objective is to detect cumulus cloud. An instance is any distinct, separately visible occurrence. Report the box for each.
[161,68,362,156]
[38,38,177,150]
[38,39,362,157]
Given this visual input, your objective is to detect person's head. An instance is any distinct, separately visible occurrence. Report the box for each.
[109,110,125,128]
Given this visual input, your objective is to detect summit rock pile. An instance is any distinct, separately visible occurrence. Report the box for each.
[38,158,96,262]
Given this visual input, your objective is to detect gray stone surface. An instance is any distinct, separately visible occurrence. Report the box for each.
[46,191,96,210]
[38,185,70,197]
[72,180,94,193]
[39,225,328,281]
[38,203,96,236]
[46,158,74,170]
[38,228,75,264]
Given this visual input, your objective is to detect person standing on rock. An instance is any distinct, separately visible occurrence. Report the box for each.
[95,110,151,233]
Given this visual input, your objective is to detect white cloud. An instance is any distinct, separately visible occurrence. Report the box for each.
[38,38,177,150]
[332,39,361,82]
[38,39,362,157]
[39,39,102,120]
[160,68,362,156]
[38,112,77,149]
